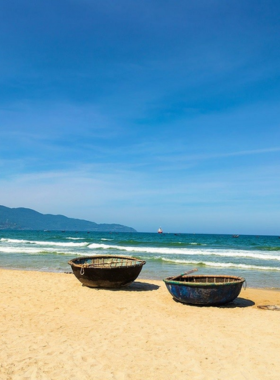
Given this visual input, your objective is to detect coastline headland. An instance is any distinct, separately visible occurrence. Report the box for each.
[0,205,136,232]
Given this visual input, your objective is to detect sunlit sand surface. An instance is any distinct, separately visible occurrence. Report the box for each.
[1,269,280,380]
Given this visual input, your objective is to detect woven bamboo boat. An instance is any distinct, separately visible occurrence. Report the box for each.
[68,255,146,288]
[164,274,245,306]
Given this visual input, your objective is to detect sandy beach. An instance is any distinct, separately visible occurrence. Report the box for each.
[1,269,280,380]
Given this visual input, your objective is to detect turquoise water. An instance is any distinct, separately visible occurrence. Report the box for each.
[0,230,280,288]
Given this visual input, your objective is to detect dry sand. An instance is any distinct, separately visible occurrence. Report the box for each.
[1,269,280,380]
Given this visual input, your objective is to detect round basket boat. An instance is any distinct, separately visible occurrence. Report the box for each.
[68,255,146,288]
[163,274,245,306]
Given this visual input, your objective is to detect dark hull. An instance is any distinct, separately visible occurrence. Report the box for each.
[164,275,245,306]
[69,255,145,288]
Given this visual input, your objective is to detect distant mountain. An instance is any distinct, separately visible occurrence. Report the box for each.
[0,205,136,232]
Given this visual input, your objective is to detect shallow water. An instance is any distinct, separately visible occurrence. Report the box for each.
[0,230,280,288]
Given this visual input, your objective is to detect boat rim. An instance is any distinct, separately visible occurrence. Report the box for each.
[163,274,245,287]
[68,254,146,268]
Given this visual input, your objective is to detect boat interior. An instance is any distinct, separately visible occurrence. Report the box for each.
[70,256,145,268]
[173,275,243,284]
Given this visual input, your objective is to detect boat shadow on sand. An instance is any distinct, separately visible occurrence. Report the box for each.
[172,297,255,308]
[218,297,255,308]
[83,281,160,292]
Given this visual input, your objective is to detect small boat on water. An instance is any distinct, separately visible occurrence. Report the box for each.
[158,228,163,234]
[163,271,245,306]
[68,255,146,288]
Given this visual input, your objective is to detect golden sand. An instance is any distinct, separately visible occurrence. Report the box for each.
[1,269,280,380]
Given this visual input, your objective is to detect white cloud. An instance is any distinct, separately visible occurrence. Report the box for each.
[0,157,279,234]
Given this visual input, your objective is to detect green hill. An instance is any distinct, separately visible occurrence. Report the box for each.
[0,205,136,232]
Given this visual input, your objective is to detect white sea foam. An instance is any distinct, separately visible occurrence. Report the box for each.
[0,238,88,247]
[0,247,55,254]
[87,243,280,261]
[1,238,29,243]
[87,243,111,249]
[1,238,86,248]
[66,252,104,257]
[33,241,88,247]
[161,258,280,271]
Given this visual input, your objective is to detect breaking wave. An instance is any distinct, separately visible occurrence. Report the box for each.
[87,243,280,261]
[161,258,280,271]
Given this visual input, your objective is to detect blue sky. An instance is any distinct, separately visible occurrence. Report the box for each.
[0,1,280,234]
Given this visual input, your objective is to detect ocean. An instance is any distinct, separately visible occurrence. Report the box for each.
[0,230,280,289]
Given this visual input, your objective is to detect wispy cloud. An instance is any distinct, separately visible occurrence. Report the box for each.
[156,146,280,165]
[1,1,280,233]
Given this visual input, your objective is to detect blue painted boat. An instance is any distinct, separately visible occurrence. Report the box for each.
[163,274,245,306]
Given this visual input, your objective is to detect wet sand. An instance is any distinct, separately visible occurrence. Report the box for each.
[1,269,280,380]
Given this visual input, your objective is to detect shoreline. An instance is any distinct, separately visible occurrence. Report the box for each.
[1,230,280,289]
[2,266,280,291]
[3,267,280,300]
[1,269,280,379]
